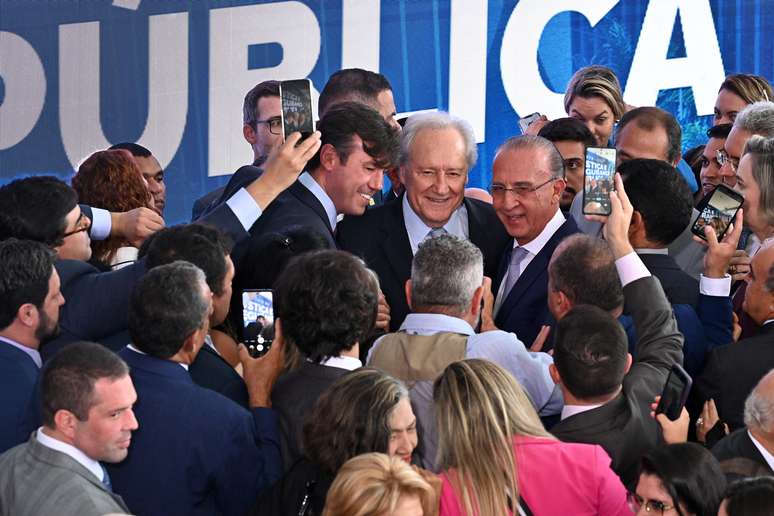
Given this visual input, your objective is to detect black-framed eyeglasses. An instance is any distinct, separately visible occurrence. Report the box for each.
[488,177,558,199]
[255,116,282,135]
[62,213,91,238]
[627,492,675,514]
[716,149,739,174]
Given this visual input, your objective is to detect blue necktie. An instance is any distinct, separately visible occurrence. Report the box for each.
[502,246,530,298]
[426,227,448,240]
[101,464,113,492]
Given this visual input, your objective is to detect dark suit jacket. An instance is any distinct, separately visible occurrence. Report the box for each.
[108,347,282,516]
[551,276,685,489]
[712,428,774,476]
[250,458,333,516]
[638,253,699,307]
[694,322,774,431]
[494,216,580,347]
[0,344,39,453]
[337,194,509,331]
[271,362,352,471]
[189,343,249,408]
[191,186,226,221]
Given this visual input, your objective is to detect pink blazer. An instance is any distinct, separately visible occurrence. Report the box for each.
[439,435,632,515]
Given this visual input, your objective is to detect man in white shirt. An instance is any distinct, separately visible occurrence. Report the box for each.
[0,342,136,515]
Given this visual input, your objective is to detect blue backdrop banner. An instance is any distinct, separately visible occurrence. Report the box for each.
[1,0,770,223]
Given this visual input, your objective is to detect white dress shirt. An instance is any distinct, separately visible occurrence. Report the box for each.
[561,403,603,421]
[402,195,469,255]
[748,431,774,472]
[36,428,105,483]
[318,355,362,371]
[0,336,41,368]
[126,344,188,370]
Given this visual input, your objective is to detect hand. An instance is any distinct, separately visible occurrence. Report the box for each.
[585,173,634,259]
[728,249,752,282]
[529,325,551,353]
[523,115,549,136]
[239,318,286,408]
[113,207,164,247]
[696,398,729,444]
[479,276,498,332]
[693,209,744,278]
[650,396,689,444]
[732,312,743,342]
[246,131,322,210]
[375,292,391,332]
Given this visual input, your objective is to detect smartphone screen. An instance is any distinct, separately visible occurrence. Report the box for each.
[241,289,274,358]
[280,79,314,142]
[692,184,744,241]
[582,147,617,215]
[655,364,692,421]
[518,112,541,133]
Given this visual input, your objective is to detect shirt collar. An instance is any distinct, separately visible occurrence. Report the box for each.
[36,427,105,482]
[0,336,41,368]
[748,430,774,472]
[560,403,602,421]
[515,209,565,255]
[398,313,476,336]
[402,195,468,255]
[299,172,338,231]
[317,355,362,371]
[127,344,189,370]
[635,248,669,255]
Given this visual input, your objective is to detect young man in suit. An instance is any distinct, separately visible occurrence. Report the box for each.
[538,117,596,211]
[108,261,284,515]
[338,111,510,331]
[490,135,579,346]
[0,239,63,453]
[0,342,136,515]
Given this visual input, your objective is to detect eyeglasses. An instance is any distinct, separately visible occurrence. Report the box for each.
[62,213,91,238]
[255,116,282,135]
[716,149,739,174]
[627,492,675,514]
[489,177,558,199]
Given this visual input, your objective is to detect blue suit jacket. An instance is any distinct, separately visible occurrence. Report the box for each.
[108,347,281,516]
[494,217,580,347]
[0,344,39,453]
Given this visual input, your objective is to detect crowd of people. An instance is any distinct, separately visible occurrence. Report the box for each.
[0,63,774,516]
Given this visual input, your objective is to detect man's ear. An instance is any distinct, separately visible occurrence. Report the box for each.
[319,143,339,172]
[405,280,413,310]
[243,124,257,145]
[53,409,79,440]
[671,151,682,168]
[551,178,566,204]
[16,303,38,329]
[549,363,562,385]
[623,353,633,375]
[469,285,484,317]
[549,290,572,321]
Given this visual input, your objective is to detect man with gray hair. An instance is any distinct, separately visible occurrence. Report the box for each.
[712,368,774,475]
[368,234,561,470]
[490,135,579,346]
[338,111,509,332]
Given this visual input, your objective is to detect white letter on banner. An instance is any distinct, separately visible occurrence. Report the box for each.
[625,0,724,115]
[0,32,46,150]
[59,13,188,170]
[449,0,487,143]
[341,0,380,71]
[208,2,321,177]
[500,0,619,120]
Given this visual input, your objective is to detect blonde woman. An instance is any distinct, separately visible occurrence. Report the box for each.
[323,453,439,516]
[434,359,630,516]
[714,74,773,125]
[563,65,627,147]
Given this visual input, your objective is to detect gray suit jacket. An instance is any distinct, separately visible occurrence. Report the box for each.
[0,434,130,516]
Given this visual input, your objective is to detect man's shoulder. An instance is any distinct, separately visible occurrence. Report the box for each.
[339,200,398,233]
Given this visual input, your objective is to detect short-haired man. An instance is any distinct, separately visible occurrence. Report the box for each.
[0,342,137,515]
[489,135,579,346]
[271,250,378,469]
[109,142,166,216]
[0,239,63,453]
[144,224,247,407]
[712,369,774,475]
[368,234,560,470]
[538,117,596,210]
[698,124,733,200]
[108,261,284,515]
[338,111,509,331]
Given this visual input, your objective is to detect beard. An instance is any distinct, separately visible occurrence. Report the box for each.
[35,308,61,344]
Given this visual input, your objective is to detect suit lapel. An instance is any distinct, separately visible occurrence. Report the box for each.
[378,195,413,287]
[289,181,334,234]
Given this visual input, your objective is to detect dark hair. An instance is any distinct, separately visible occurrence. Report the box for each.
[548,235,623,312]
[538,117,597,148]
[128,261,210,358]
[306,101,400,172]
[108,142,152,158]
[303,368,408,475]
[723,477,774,516]
[274,250,379,362]
[0,239,57,330]
[41,341,129,426]
[639,443,726,516]
[243,80,280,128]
[0,176,78,247]
[618,107,682,164]
[318,68,392,117]
[619,159,693,246]
[708,123,733,140]
[553,304,628,400]
[145,224,233,296]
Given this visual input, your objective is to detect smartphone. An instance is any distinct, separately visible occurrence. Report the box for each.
[655,364,693,421]
[279,79,314,142]
[241,289,274,358]
[582,147,617,216]
[518,112,542,133]
[691,184,744,241]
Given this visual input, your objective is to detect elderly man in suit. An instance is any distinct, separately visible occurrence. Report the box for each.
[338,111,510,331]
[0,342,136,516]
[489,135,579,346]
[0,239,63,453]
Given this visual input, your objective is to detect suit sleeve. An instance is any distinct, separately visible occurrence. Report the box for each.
[696,293,733,352]
[197,197,250,244]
